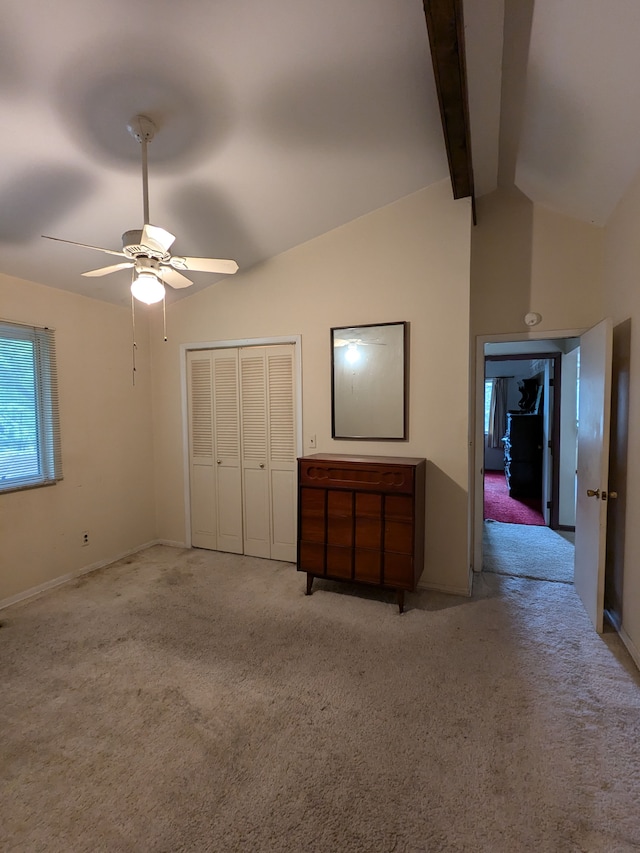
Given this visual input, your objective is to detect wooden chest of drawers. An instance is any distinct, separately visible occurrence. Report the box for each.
[297,454,426,612]
[502,413,543,498]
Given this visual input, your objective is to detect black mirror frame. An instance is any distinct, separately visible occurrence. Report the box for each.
[330,321,408,441]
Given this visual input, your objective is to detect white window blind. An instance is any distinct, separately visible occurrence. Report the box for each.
[0,320,63,493]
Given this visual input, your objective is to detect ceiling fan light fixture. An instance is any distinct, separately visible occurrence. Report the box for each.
[345,342,360,364]
[131,271,165,304]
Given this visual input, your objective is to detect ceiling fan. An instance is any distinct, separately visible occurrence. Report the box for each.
[334,336,386,365]
[43,115,238,304]
[333,337,386,347]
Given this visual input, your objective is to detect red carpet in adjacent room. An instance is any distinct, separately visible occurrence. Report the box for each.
[484,470,545,526]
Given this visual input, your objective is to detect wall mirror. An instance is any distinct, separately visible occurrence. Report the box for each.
[331,321,408,440]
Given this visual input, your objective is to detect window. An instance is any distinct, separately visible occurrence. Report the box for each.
[0,321,62,493]
[484,379,494,433]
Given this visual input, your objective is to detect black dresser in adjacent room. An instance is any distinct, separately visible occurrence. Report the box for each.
[502,413,543,498]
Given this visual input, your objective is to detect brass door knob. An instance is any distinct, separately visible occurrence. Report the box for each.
[586,488,600,498]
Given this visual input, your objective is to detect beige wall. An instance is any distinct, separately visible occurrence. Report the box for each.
[150,181,473,595]
[471,188,534,336]
[471,188,604,337]
[602,171,640,662]
[0,274,156,603]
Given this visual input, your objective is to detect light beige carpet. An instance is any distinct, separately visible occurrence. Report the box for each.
[2,545,640,852]
[483,520,575,583]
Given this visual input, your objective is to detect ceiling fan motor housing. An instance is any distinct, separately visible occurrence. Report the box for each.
[122,229,169,261]
[126,115,156,144]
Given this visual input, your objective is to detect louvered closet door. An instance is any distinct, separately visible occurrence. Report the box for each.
[239,345,296,561]
[187,352,217,549]
[239,349,271,557]
[212,350,243,553]
[266,347,297,561]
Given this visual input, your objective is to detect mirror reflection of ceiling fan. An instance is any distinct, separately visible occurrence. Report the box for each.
[334,336,386,365]
[333,337,386,347]
[42,115,238,305]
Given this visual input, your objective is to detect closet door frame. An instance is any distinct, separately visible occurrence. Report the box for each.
[180,335,303,549]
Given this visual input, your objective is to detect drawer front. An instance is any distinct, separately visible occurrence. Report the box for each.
[326,545,352,579]
[299,460,415,495]
[384,520,414,554]
[355,492,382,549]
[355,515,382,549]
[300,486,326,513]
[300,514,325,543]
[383,552,414,588]
[327,490,354,546]
[355,491,382,517]
[327,515,353,546]
[385,494,413,519]
[327,489,353,515]
[300,487,326,543]
[354,549,381,584]
[299,542,325,573]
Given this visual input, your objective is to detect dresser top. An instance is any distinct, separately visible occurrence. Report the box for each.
[299,453,426,466]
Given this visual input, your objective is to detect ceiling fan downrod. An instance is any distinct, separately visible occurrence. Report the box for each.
[126,115,156,226]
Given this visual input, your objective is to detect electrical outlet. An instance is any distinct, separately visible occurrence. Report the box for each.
[308,434,316,448]
[82,531,89,547]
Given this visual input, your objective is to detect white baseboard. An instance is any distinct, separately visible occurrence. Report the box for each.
[417,579,472,598]
[0,539,167,612]
[619,626,640,671]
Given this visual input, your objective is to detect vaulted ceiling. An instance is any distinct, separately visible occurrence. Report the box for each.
[1,0,638,306]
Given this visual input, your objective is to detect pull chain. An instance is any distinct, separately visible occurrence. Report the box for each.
[163,291,167,342]
[131,290,137,386]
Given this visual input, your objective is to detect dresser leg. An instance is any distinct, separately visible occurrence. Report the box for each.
[306,573,314,596]
[397,590,405,614]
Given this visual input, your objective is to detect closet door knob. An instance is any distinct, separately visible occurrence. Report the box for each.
[586,488,600,498]
[259,463,265,469]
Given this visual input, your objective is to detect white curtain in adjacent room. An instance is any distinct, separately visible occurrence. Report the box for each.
[488,377,508,449]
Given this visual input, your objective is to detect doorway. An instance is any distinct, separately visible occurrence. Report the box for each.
[475,334,580,584]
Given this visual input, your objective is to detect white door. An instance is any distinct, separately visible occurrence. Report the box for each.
[574,318,613,633]
[239,349,271,558]
[212,350,243,553]
[265,347,297,562]
[239,345,297,561]
[187,350,243,553]
[187,352,217,550]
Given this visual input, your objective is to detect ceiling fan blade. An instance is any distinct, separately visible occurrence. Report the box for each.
[82,262,134,278]
[170,256,239,275]
[159,266,193,289]
[140,224,175,254]
[42,235,126,258]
